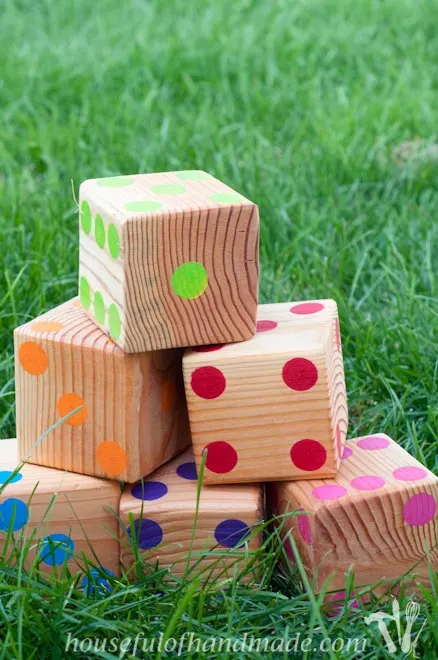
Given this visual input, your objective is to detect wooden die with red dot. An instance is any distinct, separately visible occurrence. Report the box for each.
[271,433,438,593]
[14,299,190,483]
[119,449,264,581]
[0,439,120,577]
[182,299,347,484]
[78,171,259,352]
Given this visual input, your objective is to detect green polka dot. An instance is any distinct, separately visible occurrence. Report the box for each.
[108,304,121,340]
[95,215,106,249]
[108,223,120,259]
[176,171,211,181]
[96,177,135,188]
[79,276,91,310]
[171,262,208,299]
[80,201,92,234]
[209,192,246,204]
[94,292,105,324]
[125,201,162,213]
[150,184,186,195]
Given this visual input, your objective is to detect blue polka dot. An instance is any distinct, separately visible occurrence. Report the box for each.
[81,568,115,596]
[0,471,23,485]
[176,462,198,480]
[0,498,29,531]
[39,534,74,566]
[214,519,251,548]
[131,481,168,501]
[128,518,163,550]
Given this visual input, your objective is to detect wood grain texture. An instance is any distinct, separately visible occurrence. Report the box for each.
[183,299,348,484]
[0,439,120,576]
[271,433,438,593]
[78,171,259,352]
[119,448,263,582]
[15,299,190,483]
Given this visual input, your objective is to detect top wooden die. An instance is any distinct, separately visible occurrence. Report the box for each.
[78,171,260,352]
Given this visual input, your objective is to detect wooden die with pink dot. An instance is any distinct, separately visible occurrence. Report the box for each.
[0,439,120,577]
[119,449,264,581]
[182,299,347,484]
[270,433,438,593]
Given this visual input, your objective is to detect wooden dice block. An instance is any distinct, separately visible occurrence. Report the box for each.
[183,299,347,484]
[119,449,263,581]
[0,439,120,576]
[271,434,438,593]
[15,299,190,482]
[78,171,259,352]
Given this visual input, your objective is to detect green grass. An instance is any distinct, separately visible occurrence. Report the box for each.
[1,0,438,656]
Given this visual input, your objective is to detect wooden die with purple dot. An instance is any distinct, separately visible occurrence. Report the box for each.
[119,450,264,580]
[0,439,120,578]
[182,299,347,484]
[270,433,438,593]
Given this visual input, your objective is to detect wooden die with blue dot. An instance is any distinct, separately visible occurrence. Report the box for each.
[119,449,264,580]
[0,439,120,576]
[78,171,259,352]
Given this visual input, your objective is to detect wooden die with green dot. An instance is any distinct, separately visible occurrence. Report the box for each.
[78,171,260,353]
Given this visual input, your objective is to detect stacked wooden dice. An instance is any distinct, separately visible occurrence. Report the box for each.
[1,170,436,595]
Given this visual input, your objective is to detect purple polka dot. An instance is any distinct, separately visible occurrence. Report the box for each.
[214,519,250,548]
[131,481,168,501]
[393,466,428,482]
[357,435,390,451]
[342,446,353,459]
[312,485,347,501]
[176,461,198,480]
[350,475,385,491]
[129,519,163,549]
[403,493,437,526]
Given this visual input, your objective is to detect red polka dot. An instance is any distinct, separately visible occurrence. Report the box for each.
[290,439,327,471]
[282,358,318,391]
[290,302,324,315]
[191,366,226,399]
[335,318,341,352]
[336,424,342,458]
[193,344,224,352]
[256,320,278,332]
[204,441,238,473]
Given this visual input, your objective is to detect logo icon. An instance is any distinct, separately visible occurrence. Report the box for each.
[364,598,424,656]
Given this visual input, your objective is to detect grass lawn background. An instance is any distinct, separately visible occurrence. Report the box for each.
[0,0,437,656]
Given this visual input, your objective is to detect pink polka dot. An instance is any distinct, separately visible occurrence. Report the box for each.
[193,344,224,352]
[312,484,347,501]
[284,536,295,562]
[335,318,341,352]
[297,508,312,545]
[403,493,437,526]
[336,424,342,458]
[290,302,325,315]
[326,591,360,617]
[290,439,327,471]
[342,446,353,460]
[357,435,390,451]
[350,475,385,491]
[204,441,238,474]
[256,320,278,332]
[393,466,428,482]
[282,358,318,391]
[191,366,226,399]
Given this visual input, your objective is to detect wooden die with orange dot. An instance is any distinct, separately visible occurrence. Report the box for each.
[119,449,264,581]
[78,171,260,352]
[14,299,190,482]
[182,299,347,485]
[270,433,438,594]
[0,439,120,577]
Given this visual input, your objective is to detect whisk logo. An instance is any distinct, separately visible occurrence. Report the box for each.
[364,599,425,656]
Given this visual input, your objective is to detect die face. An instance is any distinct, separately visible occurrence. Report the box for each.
[184,322,344,484]
[120,449,263,579]
[79,171,260,352]
[273,434,438,592]
[0,439,120,576]
[15,299,190,483]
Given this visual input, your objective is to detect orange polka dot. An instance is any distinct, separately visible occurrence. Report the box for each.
[161,380,177,413]
[57,393,88,426]
[31,321,65,333]
[18,342,48,375]
[96,441,127,476]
